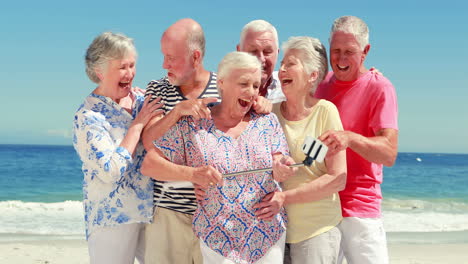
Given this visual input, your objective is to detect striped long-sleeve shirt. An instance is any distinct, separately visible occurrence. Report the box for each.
[144,72,219,214]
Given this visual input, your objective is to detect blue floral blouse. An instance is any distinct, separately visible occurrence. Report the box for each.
[73,92,154,239]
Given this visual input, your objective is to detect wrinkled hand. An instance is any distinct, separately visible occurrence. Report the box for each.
[191,165,223,189]
[272,155,297,182]
[319,130,351,156]
[133,96,164,129]
[194,183,207,202]
[253,191,285,221]
[174,97,218,120]
[252,96,272,114]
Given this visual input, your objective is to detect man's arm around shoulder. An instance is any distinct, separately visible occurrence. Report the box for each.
[320,128,398,167]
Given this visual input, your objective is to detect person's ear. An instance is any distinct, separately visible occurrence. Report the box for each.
[217,78,223,95]
[362,44,371,60]
[308,71,318,84]
[192,50,201,66]
[95,67,104,82]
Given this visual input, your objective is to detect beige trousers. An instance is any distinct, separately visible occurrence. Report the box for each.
[284,226,341,264]
[144,207,202,264]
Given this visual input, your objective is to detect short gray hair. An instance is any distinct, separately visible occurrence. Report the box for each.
[239,20,279,48]
[187,25,206,58]
[85,32,137,83]
[217,51,261,95]
[282,36,328,93]
[330,16,369,50]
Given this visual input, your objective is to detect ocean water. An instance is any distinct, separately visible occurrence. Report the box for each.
[1,144,467,243]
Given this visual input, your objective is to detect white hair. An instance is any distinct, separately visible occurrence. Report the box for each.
[217,51,261,95]
[85,32,137,84]
[187,23,206,58]
[239,19,279,48]
[282,36,328,93]
[330,16,369,50]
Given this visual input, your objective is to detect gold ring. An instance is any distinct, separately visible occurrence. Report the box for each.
[209,182,214,186]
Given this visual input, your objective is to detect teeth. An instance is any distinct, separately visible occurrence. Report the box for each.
[240,98,251,103]
[337,65,348,70]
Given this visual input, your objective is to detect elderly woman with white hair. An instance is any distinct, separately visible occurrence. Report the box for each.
[73,32,162,264]
[142,51,296,264]
[254,37,347,264]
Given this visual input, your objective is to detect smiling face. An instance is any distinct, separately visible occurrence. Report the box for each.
[278,49,313,97]
[161,33,195,86]
[219,67,261,118]
[330,31,368,82]
[97,53,136,101]
[238,30,278,89]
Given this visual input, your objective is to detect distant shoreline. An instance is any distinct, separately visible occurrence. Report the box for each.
[1,143,467,155]
[1,230,468,244]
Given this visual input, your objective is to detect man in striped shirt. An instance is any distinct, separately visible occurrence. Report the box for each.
[141,18,278,264]
[141,18,219,264]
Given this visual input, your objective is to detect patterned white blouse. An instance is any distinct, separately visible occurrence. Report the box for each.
[156,112,288,264]
[73,92,153,239]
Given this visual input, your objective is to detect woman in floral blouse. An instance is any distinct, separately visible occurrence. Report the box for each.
[73,32,162,264]
[141,51,297,264]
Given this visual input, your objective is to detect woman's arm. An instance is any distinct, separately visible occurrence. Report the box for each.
[254,149,346,220]
[271,153,297,182]
[73,96,162,184]
[141,97,218,151]
[141,148,223,188]
[283,149,346,204]
[123,96,163,155]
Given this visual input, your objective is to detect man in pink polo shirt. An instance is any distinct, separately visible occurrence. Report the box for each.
[316,16,398,264]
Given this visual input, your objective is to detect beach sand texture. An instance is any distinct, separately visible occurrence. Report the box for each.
[1,239,468,264]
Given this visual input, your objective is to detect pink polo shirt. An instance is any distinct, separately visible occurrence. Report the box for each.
[315,71,398,218]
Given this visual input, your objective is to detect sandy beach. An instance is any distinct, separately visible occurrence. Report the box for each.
[1,238,467,264]
[0,239,87,264]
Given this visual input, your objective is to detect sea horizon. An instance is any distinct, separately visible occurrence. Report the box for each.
[1,143,467,155]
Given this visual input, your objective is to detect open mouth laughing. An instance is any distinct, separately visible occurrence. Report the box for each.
[336,64,349,71]
[119,81,131,89]
[238,98,253,109]
[281,78,293,86]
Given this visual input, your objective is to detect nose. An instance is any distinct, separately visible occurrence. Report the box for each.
[257,52,266,63]
[162,57,170,70]
[279,63,286,72]
[337,52,347,63]
[125,67,134,79]
[251,50,265,63]
[248,84,258,97]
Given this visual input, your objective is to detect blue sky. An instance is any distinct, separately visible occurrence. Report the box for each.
[1,1,467,154]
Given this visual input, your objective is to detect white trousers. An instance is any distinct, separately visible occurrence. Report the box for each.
[200,232,286,264]
[88,223,146,264]
[338,217,389,264]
